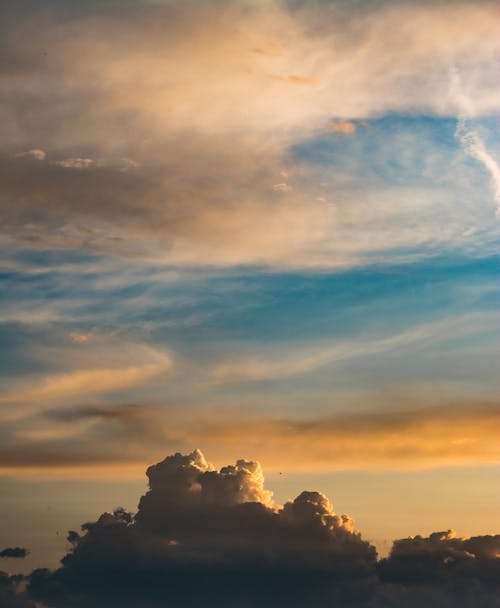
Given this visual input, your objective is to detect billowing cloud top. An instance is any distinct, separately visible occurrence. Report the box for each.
[0,450,495,607]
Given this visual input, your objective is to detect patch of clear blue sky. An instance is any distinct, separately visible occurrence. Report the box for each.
[2,250,499,366]
[292,114,499,193]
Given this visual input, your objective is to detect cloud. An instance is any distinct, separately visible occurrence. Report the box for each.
[0,548,29,559]
[377,529,500,606]
[0,572,35,608]
[330,121,357,134]
[54,158,94,170]
[450,67,500,214]
[68,331,90,343]
[1,1,499,269]
[0,360,172,423]
[458,128,500,215]
[170,404,500,471]
[209,313,500,383]
[14,149,46,160]
[1,364,169,405]
[19,450,500,607]
[379,529,500,583]
[27,449,378,608]
[272,182,293,192]
[4,1,498,144]
[1,402,498,475]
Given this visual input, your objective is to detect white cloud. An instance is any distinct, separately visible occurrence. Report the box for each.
[450,67,500,215]
[15,149,46,160]
[210,313,500,383]
[272,182,293,192]
[55,158,94,169]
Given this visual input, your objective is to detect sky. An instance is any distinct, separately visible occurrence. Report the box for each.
[0,0,499,606]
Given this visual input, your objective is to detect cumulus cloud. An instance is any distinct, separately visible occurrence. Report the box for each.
[16,450,500,607]
[0,548,29,559]
[27,449,377,607]
[377,530,500,606]
[0,571,35,608]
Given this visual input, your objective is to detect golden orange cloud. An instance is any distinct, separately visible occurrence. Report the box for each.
[1,403,498,477]
[181,405,500,471]
[330,121,357,134]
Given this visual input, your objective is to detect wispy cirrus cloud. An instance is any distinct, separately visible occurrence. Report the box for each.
[209,312,500,383]
[0,363,169,407]
[450,67,500,214]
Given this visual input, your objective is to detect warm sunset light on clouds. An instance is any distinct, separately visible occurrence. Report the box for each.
[1,0,499,606]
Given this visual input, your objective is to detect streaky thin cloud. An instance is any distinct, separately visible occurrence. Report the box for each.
[0,360,172,421]
[210,312,500,383]
[1,402,498,474]
[451,67,500,215]
[54,158,94,170]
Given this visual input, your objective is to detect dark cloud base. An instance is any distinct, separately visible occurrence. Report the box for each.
[0,549,28,560]
[2,450,500,608]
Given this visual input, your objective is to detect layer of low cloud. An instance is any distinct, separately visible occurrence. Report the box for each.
[1,403,498,475]
[2,450,498,607]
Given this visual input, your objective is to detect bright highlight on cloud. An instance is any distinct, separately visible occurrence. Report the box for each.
[1,450,499,608]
